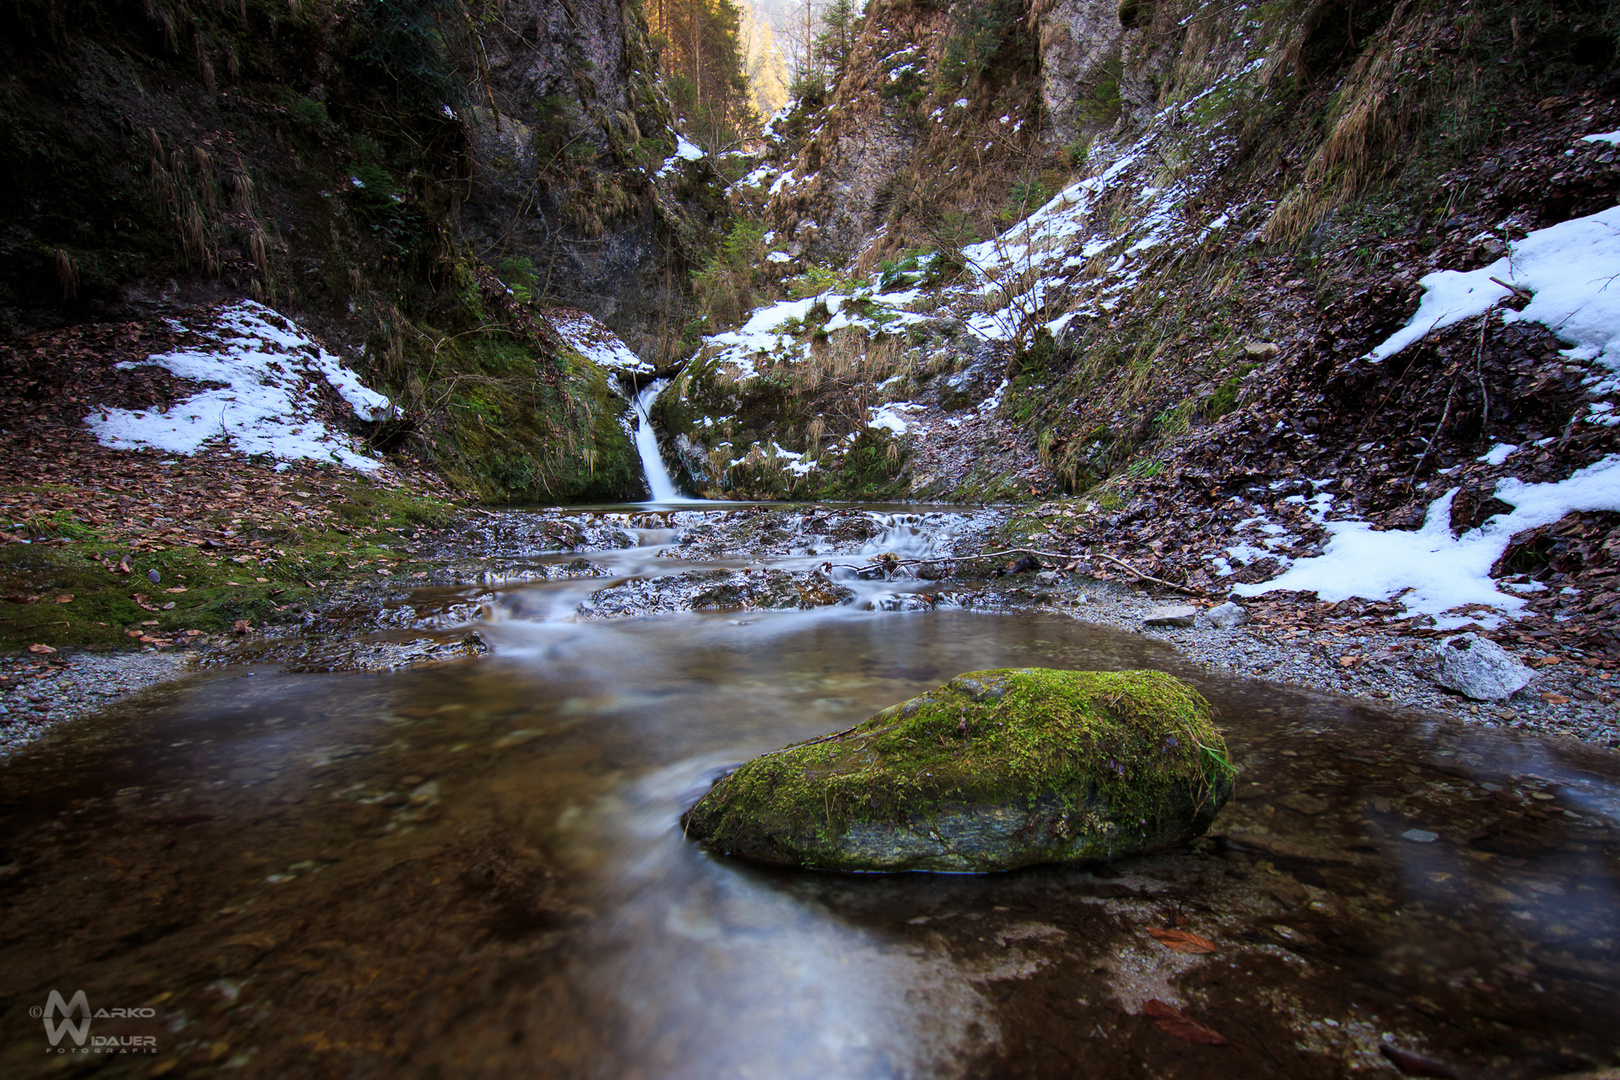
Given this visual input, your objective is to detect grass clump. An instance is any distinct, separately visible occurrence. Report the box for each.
[684,668,1234,872]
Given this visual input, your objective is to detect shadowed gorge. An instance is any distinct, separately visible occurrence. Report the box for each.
[2,0,1620,1074]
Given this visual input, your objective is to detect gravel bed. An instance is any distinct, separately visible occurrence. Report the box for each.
[0,649,192,758]
[1042,579,1619,747]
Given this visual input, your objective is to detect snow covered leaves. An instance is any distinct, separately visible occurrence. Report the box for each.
[86,300,391,472]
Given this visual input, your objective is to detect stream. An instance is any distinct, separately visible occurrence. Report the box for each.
[0,504,1617,1079]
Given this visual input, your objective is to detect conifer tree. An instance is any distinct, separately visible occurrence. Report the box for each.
[647,0,761,151]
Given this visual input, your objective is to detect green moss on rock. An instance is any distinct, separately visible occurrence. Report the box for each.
[683,668,1234,872]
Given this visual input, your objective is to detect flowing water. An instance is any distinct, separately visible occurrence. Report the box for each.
[630,383,704,506]
[1,508,1617,1079]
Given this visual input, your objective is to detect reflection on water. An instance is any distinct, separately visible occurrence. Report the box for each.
[1,602,1617,1078]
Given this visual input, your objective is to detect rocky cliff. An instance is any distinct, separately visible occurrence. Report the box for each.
[651,0,1620,654]
[0,0,734,501]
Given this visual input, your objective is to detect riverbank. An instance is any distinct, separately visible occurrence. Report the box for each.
[3,499,1616,761]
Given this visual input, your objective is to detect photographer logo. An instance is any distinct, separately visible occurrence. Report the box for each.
[30,989,158,1054]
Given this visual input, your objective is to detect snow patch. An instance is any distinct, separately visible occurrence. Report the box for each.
[545,308,653,373]
[1366,205,1620,384]
[1234,455,1620,621]
[86,300,390,471]
[868,402,924,435]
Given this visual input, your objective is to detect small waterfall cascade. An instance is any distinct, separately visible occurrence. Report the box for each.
[631,381,686,503]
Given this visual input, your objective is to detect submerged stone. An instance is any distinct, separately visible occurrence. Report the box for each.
[681,668,1235,873]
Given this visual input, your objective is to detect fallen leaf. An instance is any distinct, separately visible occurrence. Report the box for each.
[55,593,73,603]
[1338,655,1357,667]
[27,643,57,654]
[165,587,188,593]
[232,619,252,634]
[1540,692,1570,704]
[1147,928,1218,954]
[5,593,37,605]
[1142,1000,1227,1045]
[115,555,132,575]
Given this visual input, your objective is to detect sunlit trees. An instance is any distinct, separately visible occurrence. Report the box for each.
[647,0,761,150]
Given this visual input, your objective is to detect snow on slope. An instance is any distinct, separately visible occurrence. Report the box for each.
[1236,202,1620,623]
[1365,202,1620,395]
[697,59,1269,382]
[545,308,654,374]
[1233,459,1620,627]
[87,300,391,471]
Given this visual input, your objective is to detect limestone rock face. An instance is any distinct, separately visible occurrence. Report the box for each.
[457,0,712,361]
[682,668,1234,873]
[1035,0,1126,144]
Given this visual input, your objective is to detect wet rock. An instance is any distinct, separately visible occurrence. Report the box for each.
[1203,601,1249,629]
[1275,792,1328,815]
[579,569,854,619]
[682,668,1234,873]
[1143,605,1198,628]
[1401,828,1440,844]
[1434,633,1534,700]
[281,633,488,674]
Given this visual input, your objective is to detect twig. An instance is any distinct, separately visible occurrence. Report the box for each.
[1411,375,1458,478]
[758,723,863,757]
[1095,551,1205,596]
[1488,275,1532,300]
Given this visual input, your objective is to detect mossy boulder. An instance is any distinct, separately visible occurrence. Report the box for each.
[682,668,1234,873]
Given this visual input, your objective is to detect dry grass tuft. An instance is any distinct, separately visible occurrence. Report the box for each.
[1263,0,1436,243]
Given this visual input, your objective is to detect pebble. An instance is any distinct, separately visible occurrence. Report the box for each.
[1401,829,1440,844]
[0,652,189,759]
[1042,579,1617,748]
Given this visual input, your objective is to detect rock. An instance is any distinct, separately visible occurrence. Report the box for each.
[681,668,1235,873]
[1203,601,1249,629]
[1036,570,1060,586]
[1275,792,1328,815]
[1244,341,1280,359]
[1401,828,1439,844]
[1143,605,1198,628]
[1434,633,1534,700]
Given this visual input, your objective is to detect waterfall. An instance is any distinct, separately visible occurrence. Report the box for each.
[631,381,688,503]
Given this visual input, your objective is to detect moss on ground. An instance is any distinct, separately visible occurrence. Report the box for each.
[0,472,458,651]
[685,668,1234,871]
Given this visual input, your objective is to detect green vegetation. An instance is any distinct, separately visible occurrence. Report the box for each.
[692,219,770,328]
[684,668,1234,871]
[0,476,457,651]
[647,0,761,150]
[940,0,1033,86]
